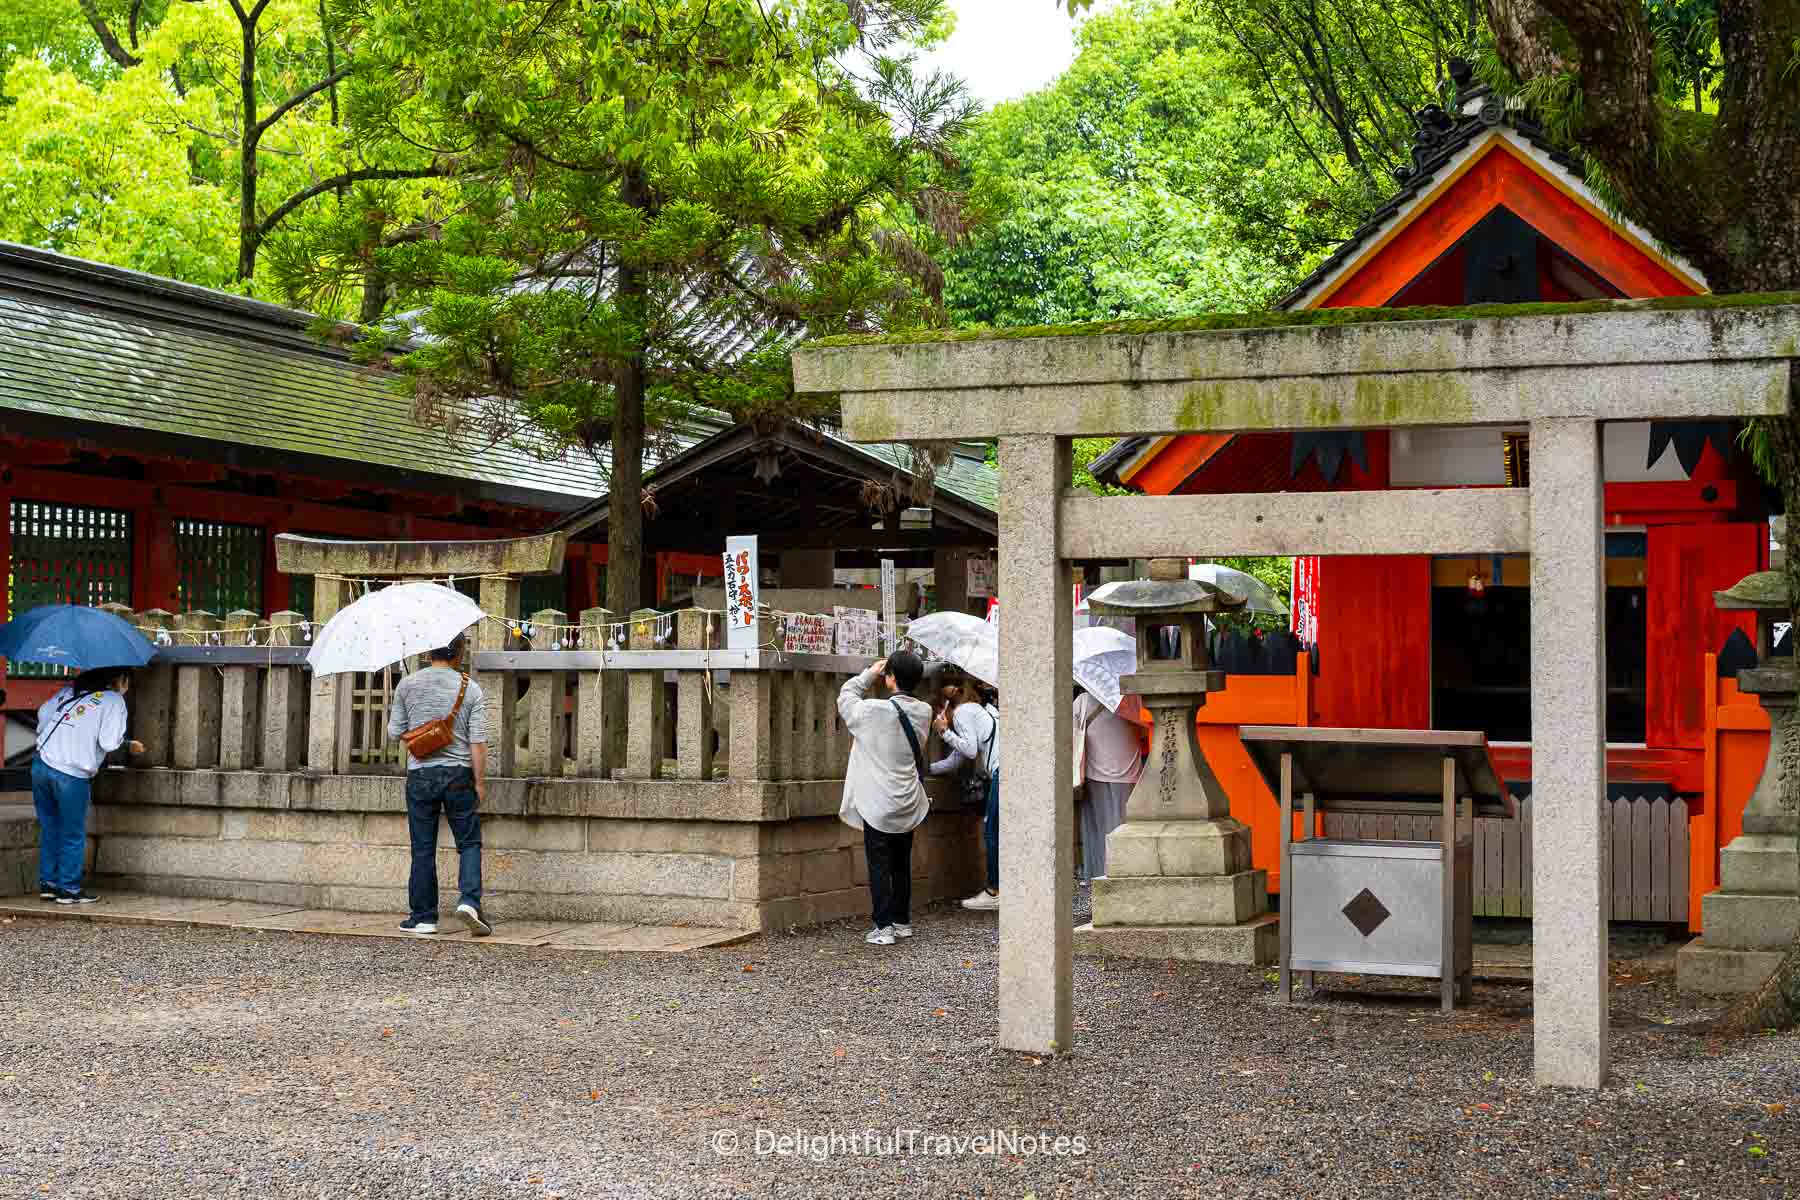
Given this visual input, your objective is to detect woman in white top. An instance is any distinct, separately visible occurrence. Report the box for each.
[930,679,1000,911]
[33,667,143,903]
[1074,688,1143,882]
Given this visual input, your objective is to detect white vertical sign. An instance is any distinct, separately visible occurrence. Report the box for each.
[880,558,896,653]
[723,535,760,650]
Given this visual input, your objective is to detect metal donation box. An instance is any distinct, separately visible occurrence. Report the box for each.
[1239,727,1512,1010]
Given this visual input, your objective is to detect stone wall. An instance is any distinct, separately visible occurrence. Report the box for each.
[0,798,38,896]
[81,771,983,930]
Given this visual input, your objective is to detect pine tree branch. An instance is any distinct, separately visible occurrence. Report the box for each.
[253,165,452,242]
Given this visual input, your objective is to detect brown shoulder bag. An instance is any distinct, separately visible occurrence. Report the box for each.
[400,673,468,760]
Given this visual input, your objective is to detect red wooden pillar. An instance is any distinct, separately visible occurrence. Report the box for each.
[142,497,179,613]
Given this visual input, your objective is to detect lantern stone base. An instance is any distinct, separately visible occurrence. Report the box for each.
[1073,913,1279,965]
[1105,818,1253,877]
[1676,942,1789,995]
[1677,830,1798,996]
[1091,869,1269,927]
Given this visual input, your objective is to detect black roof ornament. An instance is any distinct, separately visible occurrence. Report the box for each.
[1290,432,1369,484]
[1646,421,1734,476]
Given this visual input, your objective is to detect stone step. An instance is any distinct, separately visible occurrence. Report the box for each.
[1074,914,1279,965]
[1676,938,1786,995]
[1091,869,1268,926]
[1718,833,1800,895]
[0,891,753,952]
[1699,890,1800,950]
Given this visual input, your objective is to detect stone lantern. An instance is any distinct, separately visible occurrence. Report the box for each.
[1677,567,1799,994]
[1078,558,1275,960]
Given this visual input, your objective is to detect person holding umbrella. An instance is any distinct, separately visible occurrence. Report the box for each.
[33,668,144,903]
[0,602,157,906]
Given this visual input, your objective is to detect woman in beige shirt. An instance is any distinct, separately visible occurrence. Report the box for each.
[1074,690,1144,882]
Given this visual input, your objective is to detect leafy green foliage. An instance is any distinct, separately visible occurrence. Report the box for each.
[941,1,1325,325]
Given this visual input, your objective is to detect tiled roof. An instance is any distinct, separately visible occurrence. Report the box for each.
[0,243,725,511]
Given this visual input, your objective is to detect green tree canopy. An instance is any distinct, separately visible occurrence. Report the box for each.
[285,0,970,616]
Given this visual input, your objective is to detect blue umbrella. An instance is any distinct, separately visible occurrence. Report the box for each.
[0,604,156,671]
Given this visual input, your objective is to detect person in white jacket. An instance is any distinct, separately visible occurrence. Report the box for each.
[838,651,932,946]
[33,667,143,904]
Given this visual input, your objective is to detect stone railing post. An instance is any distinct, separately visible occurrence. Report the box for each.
[172,611,222,769]
[621,609,666,779]
[95,604,147,767]
[476,576,519,777]
[675,610,718,780]
[129,608,176,767]
[263,610,308,771]
[574,607,613,777]
[219,610,262,769]
[527,608,568,777]
[307,580,355,775]
[727,615,775,782]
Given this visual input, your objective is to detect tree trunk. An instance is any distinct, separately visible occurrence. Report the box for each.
[237,10,261,283]
[1485,0,1800,1028]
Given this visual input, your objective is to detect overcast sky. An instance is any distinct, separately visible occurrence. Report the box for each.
[915,0,1118,108]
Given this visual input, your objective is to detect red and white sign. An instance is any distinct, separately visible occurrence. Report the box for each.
[1291,556,1319,646]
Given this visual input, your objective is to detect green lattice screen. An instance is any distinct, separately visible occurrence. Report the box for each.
[174,518,264,616]
[7,500,134,676]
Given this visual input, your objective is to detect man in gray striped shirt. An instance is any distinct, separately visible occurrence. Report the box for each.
[386,634,491,937]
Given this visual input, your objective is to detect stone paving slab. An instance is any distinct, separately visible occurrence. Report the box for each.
[0,892,752,953]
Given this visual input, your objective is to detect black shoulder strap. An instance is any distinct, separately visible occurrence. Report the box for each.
[981,706,998,774]
[889,698,926,784]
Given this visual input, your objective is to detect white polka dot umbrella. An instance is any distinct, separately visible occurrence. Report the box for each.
[305,582,486,676]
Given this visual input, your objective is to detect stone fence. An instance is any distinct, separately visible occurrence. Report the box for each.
[52,604,983,931]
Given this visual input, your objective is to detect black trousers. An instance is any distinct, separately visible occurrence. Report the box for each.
[862,823,915,929]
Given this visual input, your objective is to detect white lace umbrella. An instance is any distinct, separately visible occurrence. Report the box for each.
[904,610,999,686]
[1072,625,1139,713]
[306,582,487,676]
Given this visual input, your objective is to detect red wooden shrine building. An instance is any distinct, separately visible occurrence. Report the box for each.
[0,243,998,751]
[1091,67,1774,928]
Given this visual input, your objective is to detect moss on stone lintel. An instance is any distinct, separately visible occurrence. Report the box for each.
[809,292,1800,349]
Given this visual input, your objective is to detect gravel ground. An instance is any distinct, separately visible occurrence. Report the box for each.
[0,903,1794,1200]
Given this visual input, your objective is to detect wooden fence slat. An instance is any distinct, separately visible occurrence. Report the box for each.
[1620,798,1634,921]
[1671,799,1689,924]
[1650,799,1671,923]
[1520,795,1533,918]
[1482,813,1502,917]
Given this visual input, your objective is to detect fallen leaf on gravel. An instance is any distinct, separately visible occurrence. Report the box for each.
[381,1029,393,1038]
[528,1177,543,1184]
[1765,1103,1786,1116]
[589,1091,599,1101]
[832,1047,846,1058]
[962,960,973,969]
[1152,991,1167,999]
[741,964,756,973]
[1029,1058,1043,1067]
[933,1009,947,1017]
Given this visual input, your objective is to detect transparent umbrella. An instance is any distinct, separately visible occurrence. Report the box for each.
[1188,563,1288,615]
[306,582,487,677]
[1072,625,1138,713]
[903,611,998,686]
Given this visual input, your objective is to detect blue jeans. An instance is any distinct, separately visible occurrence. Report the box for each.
[984,770,1000,892]
[32,758,91,892]
[405,766,482,921]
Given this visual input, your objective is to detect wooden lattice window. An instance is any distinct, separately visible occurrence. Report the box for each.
[8,501,134,677]
[174,518,264,616]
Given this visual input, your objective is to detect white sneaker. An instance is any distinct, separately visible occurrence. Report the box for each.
[456,902,492,937]
[962,890,1001,911]
[892,923,915,939]
[865,926,897,945]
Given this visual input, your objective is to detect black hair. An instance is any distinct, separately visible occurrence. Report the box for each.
[886,649,925,693]
[429,634,467,663]
[71,667,130,694]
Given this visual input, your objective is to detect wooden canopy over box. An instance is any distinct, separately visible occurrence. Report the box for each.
[1238,726,1514,819]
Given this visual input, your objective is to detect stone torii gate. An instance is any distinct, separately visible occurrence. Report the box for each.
[792,295,1800,1089]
